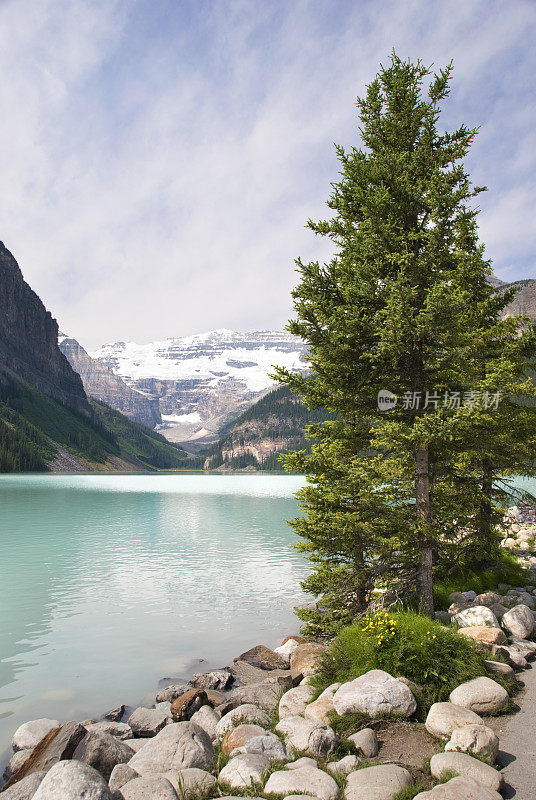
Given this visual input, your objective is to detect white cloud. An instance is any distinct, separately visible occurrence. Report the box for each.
[0,0,534,348]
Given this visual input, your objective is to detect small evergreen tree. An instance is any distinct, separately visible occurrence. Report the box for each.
[275,53,536,630]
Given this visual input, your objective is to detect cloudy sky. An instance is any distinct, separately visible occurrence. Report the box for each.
[0,0,534,349]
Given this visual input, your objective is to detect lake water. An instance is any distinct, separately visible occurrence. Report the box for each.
[0,473,307,766]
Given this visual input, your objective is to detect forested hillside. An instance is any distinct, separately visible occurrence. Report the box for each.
[204,385,334,470]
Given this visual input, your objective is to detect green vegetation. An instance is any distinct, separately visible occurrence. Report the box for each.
[91,399,190,469]
[393,784,427,800]
[205,385,335,471]
[0,369,118,468]
[274,52,536,632]
[314,610,502,712]
[434,552,532,610]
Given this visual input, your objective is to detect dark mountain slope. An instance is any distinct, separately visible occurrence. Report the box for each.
[0,242,91,416]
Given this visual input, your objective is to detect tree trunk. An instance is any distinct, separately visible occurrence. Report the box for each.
[416,447,434,617]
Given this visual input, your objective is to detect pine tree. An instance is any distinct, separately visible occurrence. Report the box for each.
[275,53,536,629]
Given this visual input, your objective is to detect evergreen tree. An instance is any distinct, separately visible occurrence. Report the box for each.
[275,53,536,629]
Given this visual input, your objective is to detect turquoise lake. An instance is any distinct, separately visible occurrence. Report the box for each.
[0,473,307,765]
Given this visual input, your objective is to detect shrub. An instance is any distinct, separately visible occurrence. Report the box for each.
[314,610,490,710]
[434,553,532,610]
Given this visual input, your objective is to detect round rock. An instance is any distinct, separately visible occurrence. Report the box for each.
[275,716,337,758]
[221,724,267,755]
[346,728,379,758]
[448,677,509,715]
[430,752,502,792]
[279,685,316,719]
[127,721,214,776]
[425,703,483,740]
[344,764,412,800]
[12,719,60,752]
[458,627,507,646]
[32,760,112,800]
[413,775,502,799]
[265,766,339,800]
[120,775,179,799]
[502,605,535,638]
[215,704,270,737]
[164,767,216,797]
[444,724,499,761]
[453,607,499,629]
[219,753,270,788]
[333,670,417,718]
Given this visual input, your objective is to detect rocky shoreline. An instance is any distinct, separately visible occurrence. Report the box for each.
[2,507,536,800]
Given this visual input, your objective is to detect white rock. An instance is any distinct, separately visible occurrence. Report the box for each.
[218,753,270,788]
[304,684,339,724]
[326,755,360,775]
[239,732,288,761]
[453,607,499,629]
[285,757,318,769]
[448,677,509,715]
[3,749,32,780]
[120,775,179,799]
[215,705,270,737]
[0,772,47,800]
[127,707,169,738]
[276,716,337,758]
[86,721,133,740]
[265,767,339,800]
[189,706,220,740]
[444,724,499,761]
[12,719,60,752]
[346,728,379,757]
[126,739,150,753]
[127,721,214,775]
[163,767,217,797]
[274,640,300,664]
[413,775,502,799]
[108,764,139,793]
[333,670,416,718]
[32,760,112,800]
[425,703,483,740]
[279,686,316,719]
[502,604,535,638]
[344,764,412,800]
[430,752,502,792]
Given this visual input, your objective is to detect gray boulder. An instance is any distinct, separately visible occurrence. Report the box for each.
[73,730,134,781]
[163,767,216,797]
[12,720,60,752]
[444,724,499,761]
[127,707,169,738]
[430,752,502,792]
[265,766,339,800]
[347,728,379,757]
[108,763,138,794]
[190,670,233,690]
[425,703,483,740]
[453,607,499,629]
[501,604,535,638]
[231,680,282,712]
[3,750,32,781]
[448,677,509,715]
[492,644,528,669]
[237,732,288,761]
[155,685,189,704]
[413,775,502,799]
[275,716,337,758]
[326,755,360,775]
[285,757,318,769]
[0,772,46,800]
[235,645,288,670]
[32,761,112,800]
[333,670,416,718]
[2,722,87,788]
[86,721,133,740]
[344,764,412,800]
[279,685,316,718]
[219,753,270,788]
[215,704,270,737]
[120,775,178,799]
[189,706,220,740]
[484,660,514,677]
[127,721,214,775]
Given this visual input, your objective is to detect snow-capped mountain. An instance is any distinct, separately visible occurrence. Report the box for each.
[90,330,308,445]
